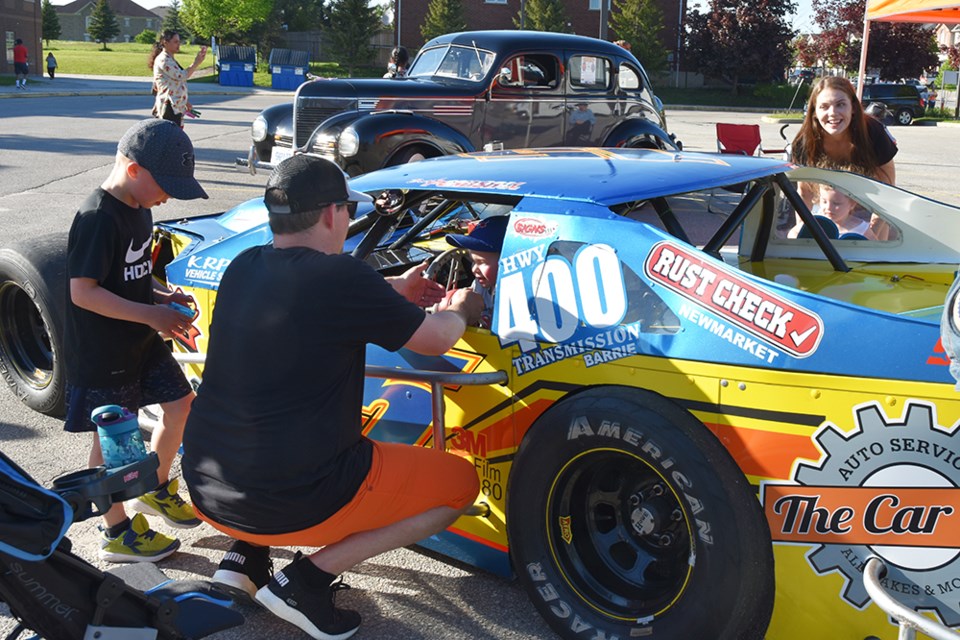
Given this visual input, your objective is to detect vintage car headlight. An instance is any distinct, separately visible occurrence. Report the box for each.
[338,127,360,157]
[251,116,268,143]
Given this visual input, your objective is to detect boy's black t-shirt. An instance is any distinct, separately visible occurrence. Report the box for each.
[64,188,157,388]
[183,246,426,534]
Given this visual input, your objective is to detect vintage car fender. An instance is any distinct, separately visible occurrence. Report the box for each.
[603,117,680,151]
[334,111,475,176]
[251,103,293,164]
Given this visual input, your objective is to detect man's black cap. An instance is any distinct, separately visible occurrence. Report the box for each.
[265,155,372,215]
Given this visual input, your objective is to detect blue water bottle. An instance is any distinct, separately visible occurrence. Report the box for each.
[92,405,148,469]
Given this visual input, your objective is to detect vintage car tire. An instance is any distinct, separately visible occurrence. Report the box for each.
[0,234,68,417]
[388,145,432,166]
[506,386,774,640]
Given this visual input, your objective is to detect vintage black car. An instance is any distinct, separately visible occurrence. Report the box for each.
[240,30,679,175]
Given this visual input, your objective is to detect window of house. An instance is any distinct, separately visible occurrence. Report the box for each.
[146,19,152,28]
[486,0,507,4]
[588,0,612,10]
[124,17,130,26]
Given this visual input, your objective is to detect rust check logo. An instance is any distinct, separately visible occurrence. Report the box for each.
[644,241,823,358]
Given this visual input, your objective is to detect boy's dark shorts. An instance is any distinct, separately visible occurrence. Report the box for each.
[14,62,28,75]
[64,342,192,433]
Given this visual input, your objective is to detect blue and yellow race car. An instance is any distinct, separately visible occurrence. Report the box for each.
[3,147,960,639]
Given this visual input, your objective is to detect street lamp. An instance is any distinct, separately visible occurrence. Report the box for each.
[675,0,684,88]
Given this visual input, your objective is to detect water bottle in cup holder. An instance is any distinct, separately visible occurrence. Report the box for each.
[92,405,148,469]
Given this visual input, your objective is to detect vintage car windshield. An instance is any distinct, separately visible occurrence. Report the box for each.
[408,44,496,82]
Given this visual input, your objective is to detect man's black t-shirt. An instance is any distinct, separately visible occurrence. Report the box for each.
[183,246,426,534]
[64,188,157,387]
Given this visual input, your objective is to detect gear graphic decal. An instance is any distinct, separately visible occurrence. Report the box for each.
[763,400,960,627]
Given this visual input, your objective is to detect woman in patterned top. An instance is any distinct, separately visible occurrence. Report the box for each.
[148,31,207,127]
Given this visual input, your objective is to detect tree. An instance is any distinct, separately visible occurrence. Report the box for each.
[610,0,667,75]
[326,0,380,76]
[513,0,570,32]
[811,0,938,78]
[135,28,157,44]
[41,0,61,46]
[684,0,796,93]
[791,34,818,68]
[867,23,937,80]
[163,0,192,42]
[87,0,120,50]
[421,0,466,43]
[181,0,272,40]
[275,0,327,31]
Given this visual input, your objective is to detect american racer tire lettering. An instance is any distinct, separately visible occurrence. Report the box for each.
[506,386,774,640]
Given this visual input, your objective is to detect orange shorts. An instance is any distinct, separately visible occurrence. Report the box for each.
[195,441,479,547]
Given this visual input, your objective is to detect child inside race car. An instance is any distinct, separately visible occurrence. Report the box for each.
[436,215,508,329]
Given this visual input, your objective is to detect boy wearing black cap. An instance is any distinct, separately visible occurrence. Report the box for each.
[182,154,483,639]
[64,119,208,563]
[441,215,509,329]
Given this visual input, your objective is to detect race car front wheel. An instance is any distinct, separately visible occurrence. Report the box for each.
[0,234,68,418]
[507,386,774,640]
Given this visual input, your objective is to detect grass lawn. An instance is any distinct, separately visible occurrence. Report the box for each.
[32,41,381,88]
[41,40,214,77]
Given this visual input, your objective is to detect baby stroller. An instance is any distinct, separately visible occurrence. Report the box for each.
[0,451,243,640]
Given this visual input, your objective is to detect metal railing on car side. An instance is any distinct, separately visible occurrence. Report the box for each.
[863,557,960,640]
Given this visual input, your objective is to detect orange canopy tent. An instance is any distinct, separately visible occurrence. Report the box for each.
[857,0,960,95]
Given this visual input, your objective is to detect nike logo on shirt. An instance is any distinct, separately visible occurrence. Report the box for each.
[126,236,152,264]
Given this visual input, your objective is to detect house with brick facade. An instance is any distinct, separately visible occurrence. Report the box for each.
[394,0,685,70]
[56,0,161,43]
[1,0,41,77]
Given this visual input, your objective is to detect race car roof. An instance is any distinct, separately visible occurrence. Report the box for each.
[348,148,793,207]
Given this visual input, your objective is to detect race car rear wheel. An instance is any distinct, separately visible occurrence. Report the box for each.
[507,386,773,640]
[0,234,68,417]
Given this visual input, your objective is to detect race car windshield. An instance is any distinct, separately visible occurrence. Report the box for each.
[408,45,496,83]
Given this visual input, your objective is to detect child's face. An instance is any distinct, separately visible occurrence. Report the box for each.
[130,165,171,209]
[818,189,855,222]
[470,250,499,289]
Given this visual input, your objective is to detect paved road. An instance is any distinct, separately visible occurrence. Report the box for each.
[1,80,958,639]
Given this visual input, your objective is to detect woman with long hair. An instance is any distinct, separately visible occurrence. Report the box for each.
[790,76,898,238]
[149,30,206,127]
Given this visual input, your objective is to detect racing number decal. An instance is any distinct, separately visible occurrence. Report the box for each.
[498,243,627,350]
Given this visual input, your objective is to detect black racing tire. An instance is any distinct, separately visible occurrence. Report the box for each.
[896,108,914,126]
[0,233,68,417]
[507,386,774,640]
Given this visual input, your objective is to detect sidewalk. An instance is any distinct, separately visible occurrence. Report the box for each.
[0,73,283,99]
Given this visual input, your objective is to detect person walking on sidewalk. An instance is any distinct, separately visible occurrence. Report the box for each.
[13,39,28,89]
[182,155,482,639]
[148,30,206,127]
[65,119,209,563]
[46,52,57,79]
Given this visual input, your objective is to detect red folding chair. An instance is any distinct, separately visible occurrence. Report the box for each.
[710,124,785,213]
[716,123,784,156]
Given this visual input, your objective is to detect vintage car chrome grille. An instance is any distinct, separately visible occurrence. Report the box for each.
[294,97,355,148]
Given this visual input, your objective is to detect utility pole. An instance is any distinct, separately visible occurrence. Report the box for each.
[599,0,608,40]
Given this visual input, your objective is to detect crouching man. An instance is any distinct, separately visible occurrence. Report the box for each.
[182,155,482,640]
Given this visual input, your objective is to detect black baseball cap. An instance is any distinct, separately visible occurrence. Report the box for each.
[118,119,208,200]
[265,155,372,215]
[446,216,509,253]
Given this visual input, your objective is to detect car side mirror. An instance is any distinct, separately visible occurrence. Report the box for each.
[498,67,513,85]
